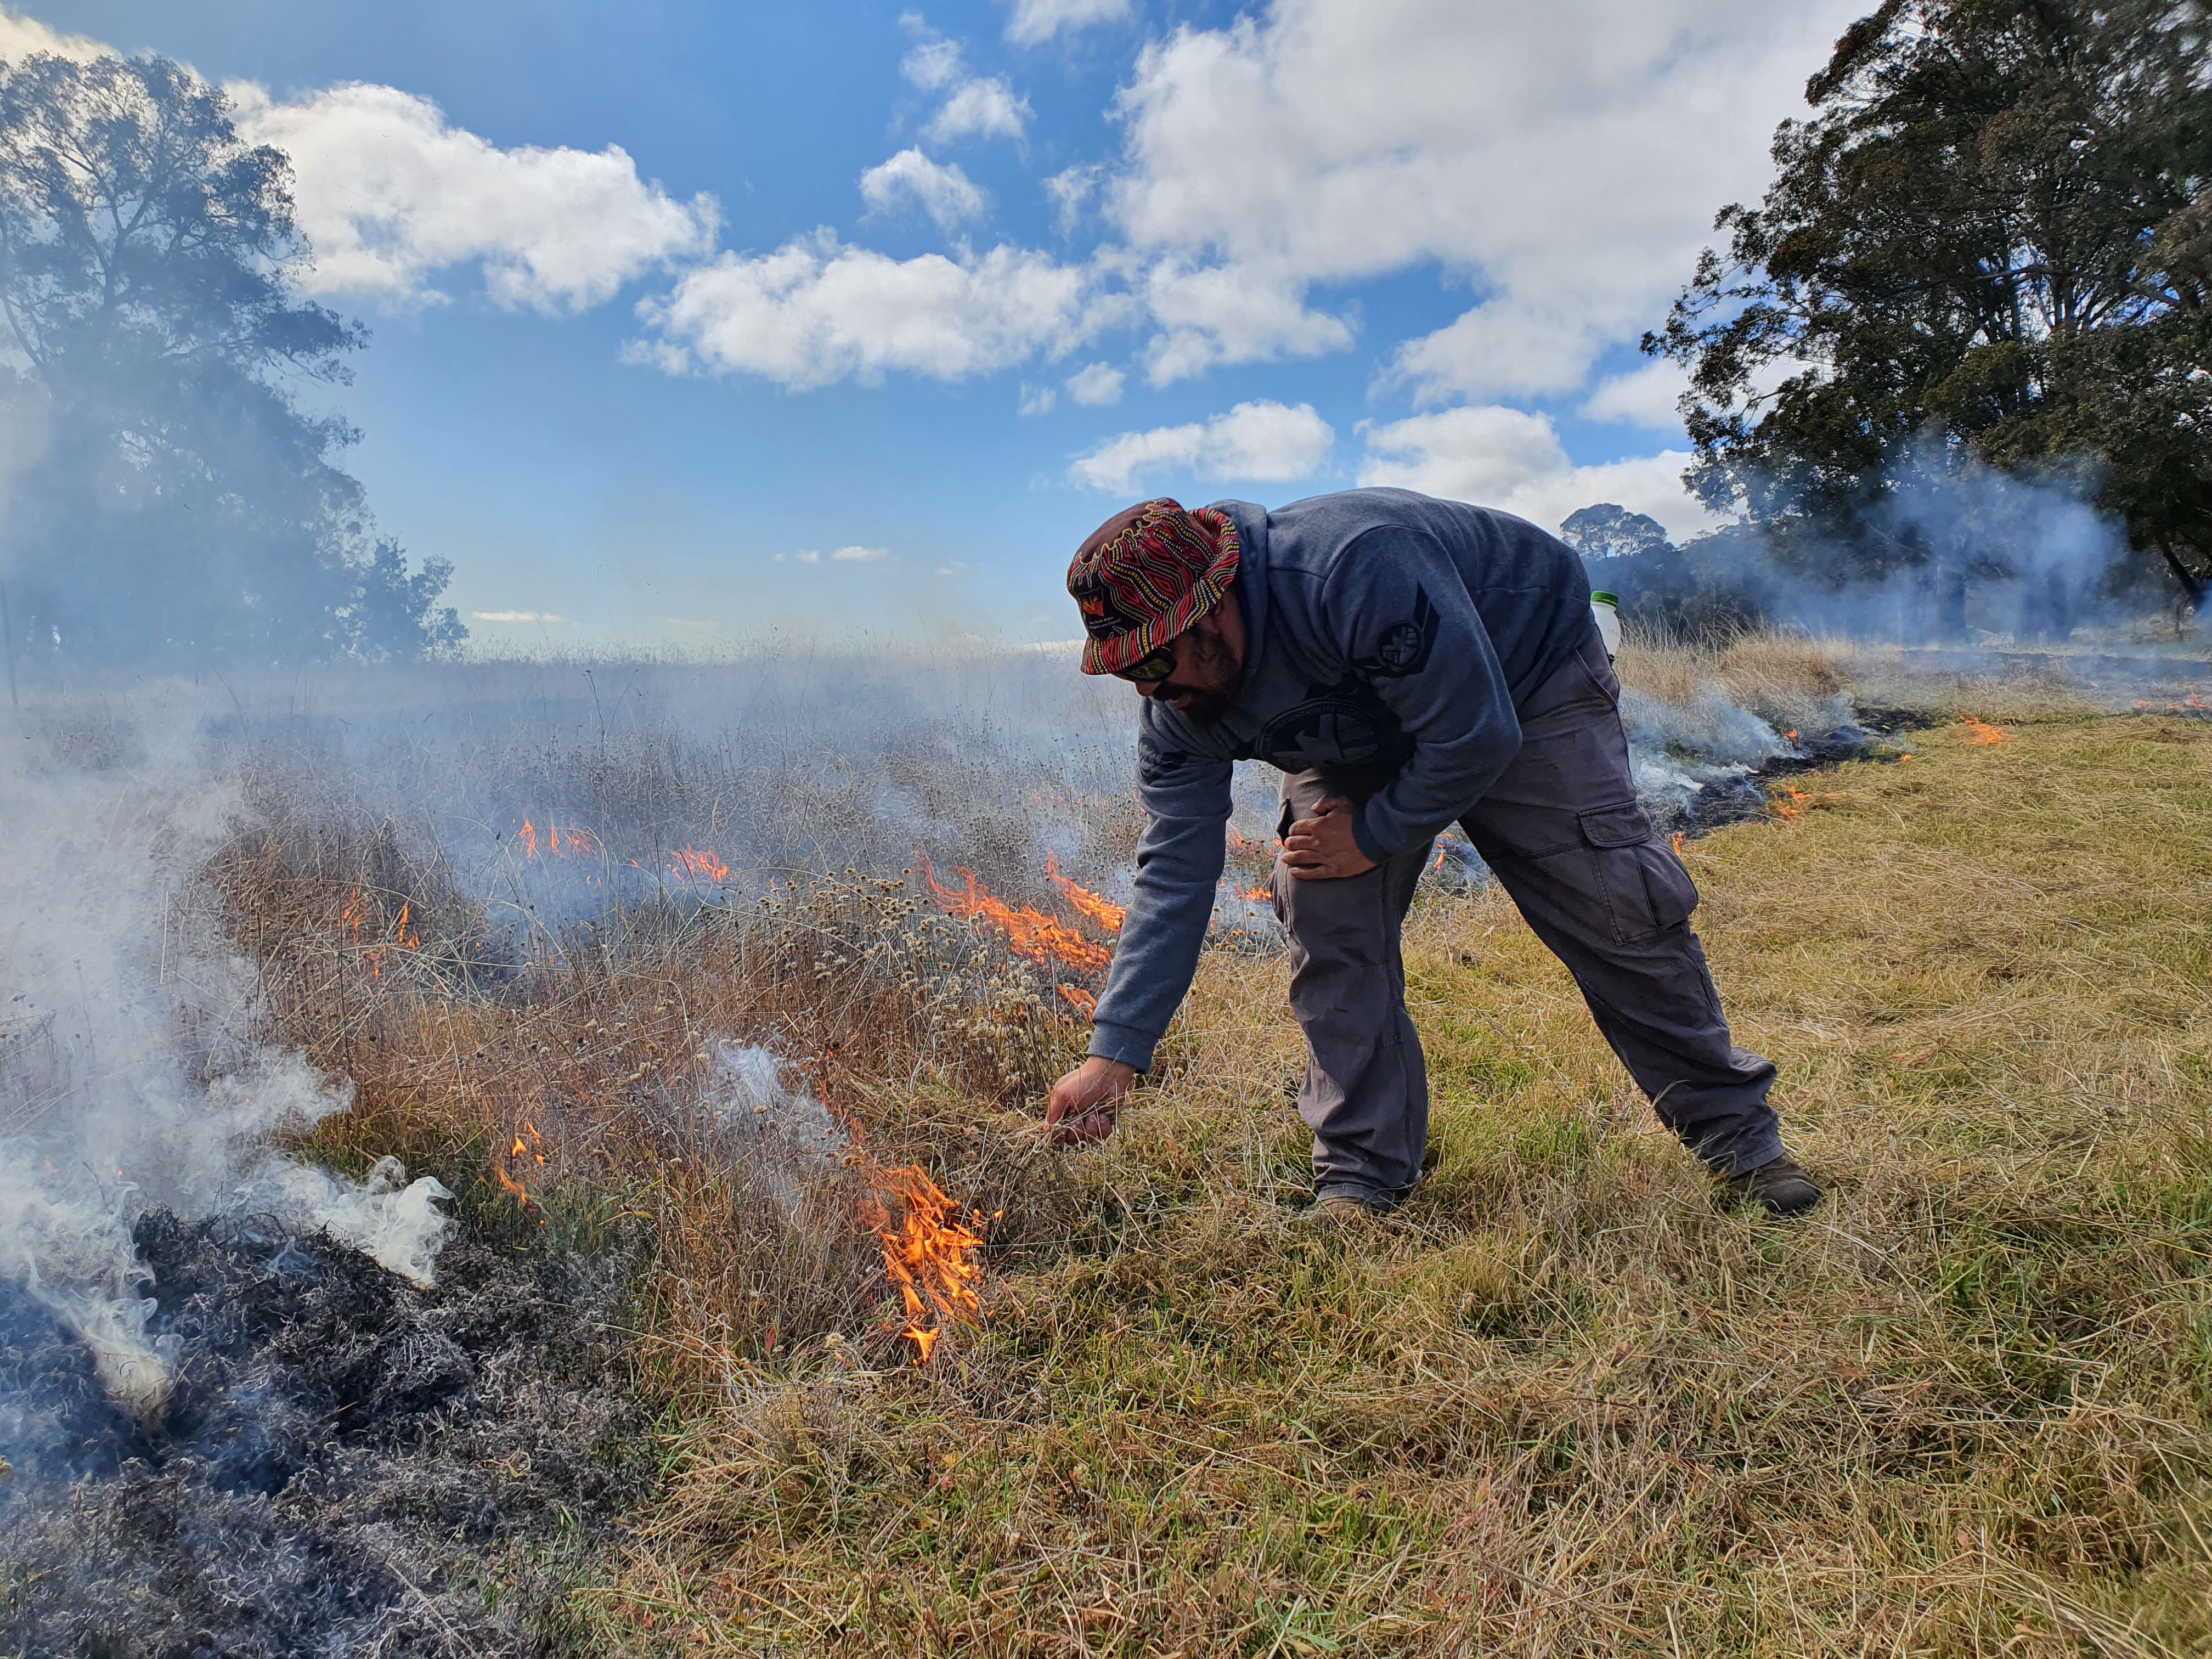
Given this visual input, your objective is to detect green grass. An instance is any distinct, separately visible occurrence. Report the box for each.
[569,714,2212,1655]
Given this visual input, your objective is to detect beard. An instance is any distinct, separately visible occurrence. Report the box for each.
[1156,626,1243,725]
[1160,685,1234,725]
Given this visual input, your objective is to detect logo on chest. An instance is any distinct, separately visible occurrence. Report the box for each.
[1253,677,1407,772]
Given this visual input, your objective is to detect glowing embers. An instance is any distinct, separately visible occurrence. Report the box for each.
[858,1161,985,1364]
[340,888,419,978]
[1225,825,1271,860]
[1962,716,2010,745]
[918,857,1114,977]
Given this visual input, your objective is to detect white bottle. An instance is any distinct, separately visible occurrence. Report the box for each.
[1590,591,1621,660]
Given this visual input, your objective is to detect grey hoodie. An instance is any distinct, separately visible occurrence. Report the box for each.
[1087,487,1595,1073]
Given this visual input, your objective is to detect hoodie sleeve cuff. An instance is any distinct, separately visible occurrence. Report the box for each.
[1087,1020,1157,1074]
[1351,807,1395,867]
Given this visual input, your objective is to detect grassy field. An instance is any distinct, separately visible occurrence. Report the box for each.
[227,659,2212,1656]
[527,710,2209,1655]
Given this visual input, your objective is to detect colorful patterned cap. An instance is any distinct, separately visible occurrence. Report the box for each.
[1066,499,1242,675]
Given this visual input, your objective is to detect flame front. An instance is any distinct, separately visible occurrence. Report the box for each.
[670,845,731,883]
[858,1164,985,1364]
[1771,786,1813,821]
[512,818,600,859]
[1962,717,2009,746]
[1238,885,1272,903]
[1058,985,1097,1016]
[1045,853,1125,932]
[918,858,1113,976]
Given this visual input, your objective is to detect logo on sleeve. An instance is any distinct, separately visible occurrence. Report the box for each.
[1355,585,1441,678]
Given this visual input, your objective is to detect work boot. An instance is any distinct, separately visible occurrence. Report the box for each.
[1716,1155,1823,1217]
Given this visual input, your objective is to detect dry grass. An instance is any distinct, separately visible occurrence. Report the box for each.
[196,664,2212,1655]
[1617,623,2212,729]
[1617,625,1858,736]
[566,714,2212,1656]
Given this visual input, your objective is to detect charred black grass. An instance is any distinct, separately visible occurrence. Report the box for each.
[0,1212,651,1658]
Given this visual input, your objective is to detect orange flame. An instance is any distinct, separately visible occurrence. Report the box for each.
[1785,729,1799,742]
[342,888,417,977]
[669,845,730,883]
[512,818,599,859]
[1771,786,1813,821]
[1671,831,1686,857]
[495,1121,547,1217]
[1962,716,2008,746]
[1238,885,1272,903]
[859,1164,985,1364]
[1058,985,1097,1017]
[918,858,1113,975]
[1045,852,1125,932]
[1225,826,1270,860]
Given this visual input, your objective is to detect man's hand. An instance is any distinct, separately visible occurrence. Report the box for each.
[1281,795,1379,881]
[1045,1055,1137,1145]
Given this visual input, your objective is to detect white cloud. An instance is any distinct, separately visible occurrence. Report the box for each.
[900,17,1031,146]
[0,9,104,61]
[794,550,822,565]
[1100,0,1862,390]
[860,148,988,232]
[470,610,568,623]
[1357,405,1722,541]
[1019,382,1058,415]
[636,230,1112,388]
[1065,361,1124,406]
[1070,399,1334,494]
[1581,359,1691,428]
[926,75,1031,145]
[1134,258,1355,386]
[225,81,716,312]
[1043,165,1102,234]
[831,545,890,562]
[1003,0,1133,47]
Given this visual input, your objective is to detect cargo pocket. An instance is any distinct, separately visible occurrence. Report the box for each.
[1578,802,1697,944]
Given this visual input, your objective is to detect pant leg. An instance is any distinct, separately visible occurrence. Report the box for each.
[1461,633,1784,1176]
[1273,769,1435,1204]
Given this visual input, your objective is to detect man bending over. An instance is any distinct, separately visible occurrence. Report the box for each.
[1043,489,1821,1218]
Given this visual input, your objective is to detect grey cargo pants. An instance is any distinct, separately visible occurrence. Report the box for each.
[1273,631,1782,1206]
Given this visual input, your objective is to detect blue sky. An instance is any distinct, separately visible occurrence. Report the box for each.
[6,0,1863,647]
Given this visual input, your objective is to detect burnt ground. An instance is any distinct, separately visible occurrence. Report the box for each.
[0,1214,656,1658]
[1670,710,1923,839]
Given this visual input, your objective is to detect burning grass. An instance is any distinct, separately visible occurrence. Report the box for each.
[575,713,2212,1656]
[86,655,2204,1654]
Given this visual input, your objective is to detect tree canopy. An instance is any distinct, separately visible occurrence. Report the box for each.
[0,49,462,667]
[1648,0,2212,631]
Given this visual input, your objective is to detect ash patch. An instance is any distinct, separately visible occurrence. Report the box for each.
[0,1212,652,1657]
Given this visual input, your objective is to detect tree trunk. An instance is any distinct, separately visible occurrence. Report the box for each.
[1927,552,1969,641]
[2154,535,2206,603]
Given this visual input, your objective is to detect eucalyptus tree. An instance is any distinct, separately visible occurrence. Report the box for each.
[0,49,461,666]
[1649,0,2212,632]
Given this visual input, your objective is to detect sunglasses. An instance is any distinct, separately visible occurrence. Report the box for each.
[1112,641,1177,683]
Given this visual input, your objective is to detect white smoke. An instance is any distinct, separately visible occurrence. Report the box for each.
[0,696,452,1415]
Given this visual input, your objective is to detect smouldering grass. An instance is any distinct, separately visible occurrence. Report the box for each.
[584,715,2212,1656]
